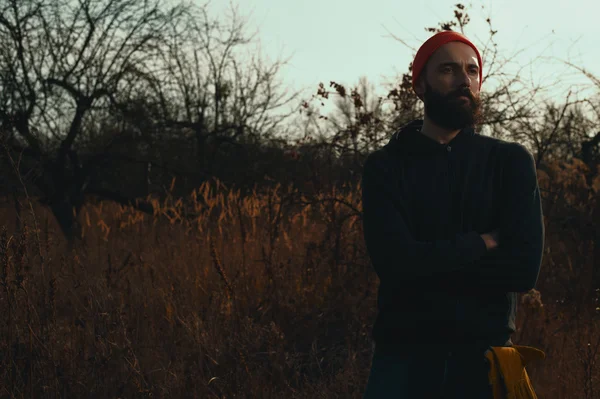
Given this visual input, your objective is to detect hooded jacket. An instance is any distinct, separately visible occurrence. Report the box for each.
[361,119,544,352]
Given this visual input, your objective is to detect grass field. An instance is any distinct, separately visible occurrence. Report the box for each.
[0,163,599,398]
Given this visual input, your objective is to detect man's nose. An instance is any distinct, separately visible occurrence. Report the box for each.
[457,68,472,87]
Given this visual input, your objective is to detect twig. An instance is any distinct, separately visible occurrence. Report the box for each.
[1,140,46,286]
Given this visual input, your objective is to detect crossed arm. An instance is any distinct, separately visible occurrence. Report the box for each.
[449,144,545,293]
[361,143,544,294]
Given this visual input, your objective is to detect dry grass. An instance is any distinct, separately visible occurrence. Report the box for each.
[0,163,598,398]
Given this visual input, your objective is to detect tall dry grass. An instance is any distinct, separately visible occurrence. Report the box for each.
[0,160,599,398]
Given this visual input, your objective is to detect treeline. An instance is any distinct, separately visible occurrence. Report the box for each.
[0,0,598,245]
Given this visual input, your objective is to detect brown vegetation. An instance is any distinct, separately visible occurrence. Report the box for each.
[1,157,599,397]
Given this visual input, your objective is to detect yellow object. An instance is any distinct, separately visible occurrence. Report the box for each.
[485,345,546,399]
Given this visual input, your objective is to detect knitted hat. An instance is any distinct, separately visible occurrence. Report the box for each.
[411,31,483,93]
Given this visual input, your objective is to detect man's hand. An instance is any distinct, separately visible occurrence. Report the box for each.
[480,230,500,251]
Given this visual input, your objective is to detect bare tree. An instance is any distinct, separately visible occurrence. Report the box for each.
[0,0,185,240]
[146,2,300,176]
[507,94,592,167]
[559,60,600,168]
[0,0,299,241]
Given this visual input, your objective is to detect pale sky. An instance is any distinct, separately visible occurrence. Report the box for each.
[210,0,599,119]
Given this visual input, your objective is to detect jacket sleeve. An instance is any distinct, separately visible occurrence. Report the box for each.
[361,149,488,283]
[451,143,545,294]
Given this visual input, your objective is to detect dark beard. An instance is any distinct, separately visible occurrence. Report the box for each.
[423,80,483,130]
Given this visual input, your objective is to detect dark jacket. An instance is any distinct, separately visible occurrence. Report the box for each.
[361,119,544,352]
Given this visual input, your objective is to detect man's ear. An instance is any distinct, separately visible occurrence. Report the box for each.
[414,63,428,101]
[414,77,426,101]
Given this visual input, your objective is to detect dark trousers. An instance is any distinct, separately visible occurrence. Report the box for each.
[363,342,493,399]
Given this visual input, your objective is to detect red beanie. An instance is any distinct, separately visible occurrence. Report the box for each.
[411,31,483,93]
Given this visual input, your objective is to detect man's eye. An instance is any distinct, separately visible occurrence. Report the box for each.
[469,69,479,74]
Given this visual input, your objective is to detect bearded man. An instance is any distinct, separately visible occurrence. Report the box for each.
[361,31,544,398]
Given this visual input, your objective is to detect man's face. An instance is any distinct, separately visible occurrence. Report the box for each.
[417,41,483,130]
